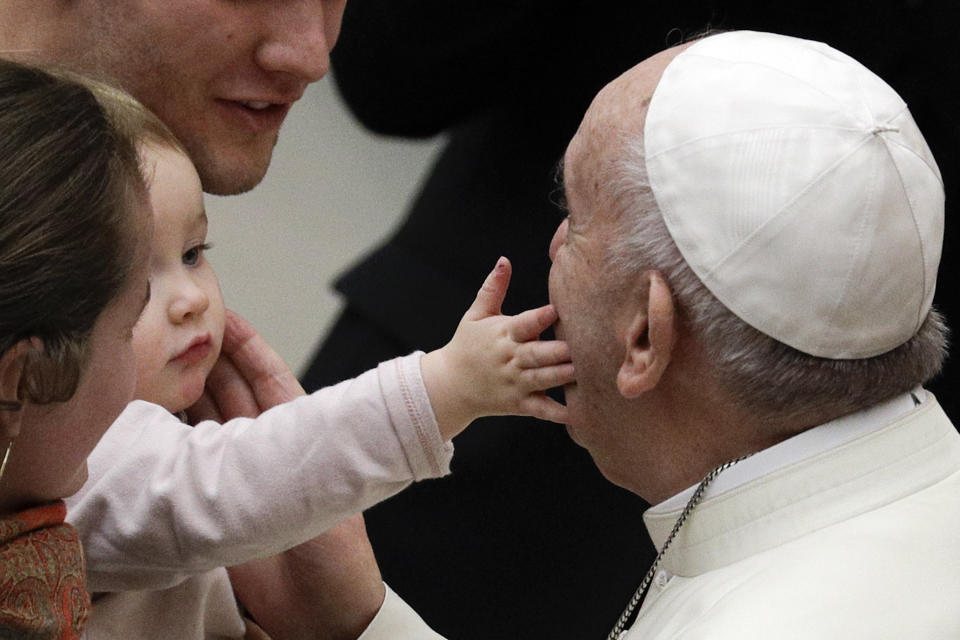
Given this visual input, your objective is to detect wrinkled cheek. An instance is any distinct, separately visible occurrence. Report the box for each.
[546,267,565,318]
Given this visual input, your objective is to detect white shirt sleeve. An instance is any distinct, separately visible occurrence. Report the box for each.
[66,353,453,592]
[359,584,447,640]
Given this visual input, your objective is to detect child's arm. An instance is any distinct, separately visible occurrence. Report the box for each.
[197,257,573,441]
[68,260,572,593]
[70,351,447,592]
[421,256,574,440]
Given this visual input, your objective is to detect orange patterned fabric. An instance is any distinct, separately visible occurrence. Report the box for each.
[0,502,89,639]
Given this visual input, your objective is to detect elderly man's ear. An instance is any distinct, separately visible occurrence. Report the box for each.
[617,271,676,399]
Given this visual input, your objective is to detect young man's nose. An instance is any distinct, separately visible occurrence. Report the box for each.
[254,1,343,84]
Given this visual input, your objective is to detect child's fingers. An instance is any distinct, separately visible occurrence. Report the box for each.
[519,362,576,391]
[509,304,558,342]
[514,340,571,369]
[520,395,569,424]
[463,256,512,321]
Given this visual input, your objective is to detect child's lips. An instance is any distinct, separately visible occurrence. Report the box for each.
[172,335,212,365]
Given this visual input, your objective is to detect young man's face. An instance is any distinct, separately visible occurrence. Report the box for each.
[67,0,347,195]
[132,145,226,414]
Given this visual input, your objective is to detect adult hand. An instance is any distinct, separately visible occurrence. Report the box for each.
[186,310,305,423]
[228,514,386,640]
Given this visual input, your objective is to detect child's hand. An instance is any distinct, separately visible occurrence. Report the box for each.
[421,257,575,441]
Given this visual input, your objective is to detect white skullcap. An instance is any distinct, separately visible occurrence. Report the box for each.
[644,31,944,359]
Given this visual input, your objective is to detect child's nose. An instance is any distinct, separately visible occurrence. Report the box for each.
[168,281,210,323]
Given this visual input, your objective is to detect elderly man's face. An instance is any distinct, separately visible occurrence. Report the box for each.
[548,98,642,460]
[62,0,347,196]
[548,43,687,479]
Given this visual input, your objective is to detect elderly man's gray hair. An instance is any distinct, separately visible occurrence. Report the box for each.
[606,134,948,426]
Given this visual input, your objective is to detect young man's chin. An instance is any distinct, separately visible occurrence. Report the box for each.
[191,133,277,196]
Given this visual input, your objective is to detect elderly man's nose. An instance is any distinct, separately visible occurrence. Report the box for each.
[255,2,335,83]
[549,218,569,261]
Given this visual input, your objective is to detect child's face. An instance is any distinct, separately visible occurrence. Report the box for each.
[132,144,226,413]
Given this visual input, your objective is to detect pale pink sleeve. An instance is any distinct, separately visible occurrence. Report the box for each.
[67,352,453,592]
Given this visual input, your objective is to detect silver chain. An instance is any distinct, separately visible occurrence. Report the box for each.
[606,454,751,640]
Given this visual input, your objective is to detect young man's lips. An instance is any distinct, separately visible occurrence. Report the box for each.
[172,336,212,365]
[216,99,290,133]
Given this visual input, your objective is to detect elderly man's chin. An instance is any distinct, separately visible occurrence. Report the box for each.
[561,383,586,445]
[565,422,585,447]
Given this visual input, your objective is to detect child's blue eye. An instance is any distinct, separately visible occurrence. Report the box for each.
[182,243,212,267]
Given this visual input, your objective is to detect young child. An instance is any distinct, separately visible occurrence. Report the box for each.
[128,141,226,417]
[65,91,574,637]
[0,60,152,639]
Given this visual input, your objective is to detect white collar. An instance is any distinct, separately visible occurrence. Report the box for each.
[641,389,958,576]
[654,389,925,513]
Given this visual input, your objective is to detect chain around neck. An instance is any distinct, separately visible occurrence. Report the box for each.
[606,454,752,640]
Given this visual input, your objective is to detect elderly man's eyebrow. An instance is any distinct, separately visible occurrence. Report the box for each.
[549,158,568,214]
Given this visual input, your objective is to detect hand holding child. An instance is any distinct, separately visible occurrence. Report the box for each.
[186,310,305,424]
[228,514,385,640]
[421,257,575,441]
